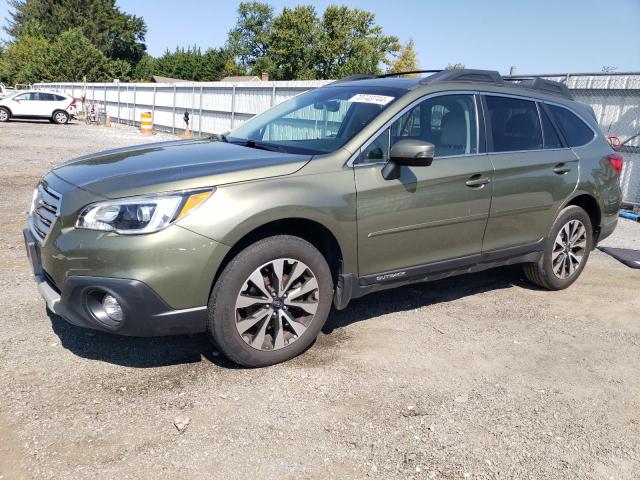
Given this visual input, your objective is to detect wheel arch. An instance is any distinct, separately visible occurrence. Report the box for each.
[563,193,601,232]
[0,105,12,116]
[210,217,345,295]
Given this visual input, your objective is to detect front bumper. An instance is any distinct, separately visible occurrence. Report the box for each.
[24,229,208,336]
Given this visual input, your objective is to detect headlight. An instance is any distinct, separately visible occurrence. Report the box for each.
[75,189,213,234]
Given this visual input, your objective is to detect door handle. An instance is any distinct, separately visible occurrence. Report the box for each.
[465,174,491,188]
[553,163,571,174]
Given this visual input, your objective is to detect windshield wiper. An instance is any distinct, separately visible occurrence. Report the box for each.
[232,139,284,152]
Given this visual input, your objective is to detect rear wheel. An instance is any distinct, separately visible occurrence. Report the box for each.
[0,107,10,122]
[207,235,333,367]
[52,110,69,125]
[523,205,592,290]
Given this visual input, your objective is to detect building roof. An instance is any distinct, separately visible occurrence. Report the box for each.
[152,75,189,83]
[221,75,262,82]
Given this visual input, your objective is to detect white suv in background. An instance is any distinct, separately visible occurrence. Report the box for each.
[0,90,76,124]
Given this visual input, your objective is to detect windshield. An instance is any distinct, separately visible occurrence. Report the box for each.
[228,85,404,155]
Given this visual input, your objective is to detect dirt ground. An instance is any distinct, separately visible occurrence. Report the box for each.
[1,120,639,480]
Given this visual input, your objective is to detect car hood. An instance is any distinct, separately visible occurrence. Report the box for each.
[51,138,312,198]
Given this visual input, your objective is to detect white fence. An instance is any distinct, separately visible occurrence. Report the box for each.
[34,80,332,135]
[35,73,640,205]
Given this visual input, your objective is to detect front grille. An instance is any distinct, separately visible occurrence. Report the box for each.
[30,184,62,244]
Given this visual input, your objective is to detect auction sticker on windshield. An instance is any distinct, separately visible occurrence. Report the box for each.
[348,94,395,106]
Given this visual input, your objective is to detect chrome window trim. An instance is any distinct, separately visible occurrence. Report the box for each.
[347,90,480,168]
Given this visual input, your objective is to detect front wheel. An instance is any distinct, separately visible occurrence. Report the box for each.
[523,205,593,290]
[52,110,69,124]
[207,235,334,367]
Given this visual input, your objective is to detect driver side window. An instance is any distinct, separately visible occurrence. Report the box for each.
[357,94,477,164]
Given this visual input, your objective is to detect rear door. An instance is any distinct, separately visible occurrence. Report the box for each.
[37,93,60,116]
[481,94,579,252]
[354,93,494,277]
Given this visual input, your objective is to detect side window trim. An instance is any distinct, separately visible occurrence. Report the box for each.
[349,90,480,167]
[539,102,568,148]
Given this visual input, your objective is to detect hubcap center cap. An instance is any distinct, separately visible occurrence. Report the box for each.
[272,298,284,310]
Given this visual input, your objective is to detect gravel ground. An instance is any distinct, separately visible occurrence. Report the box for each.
[1,120,639,480]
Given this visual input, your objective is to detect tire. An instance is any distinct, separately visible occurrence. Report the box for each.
[0,107,10,122]
[523,205,593,290]
[52,110,69,125]
[207,235,334,367]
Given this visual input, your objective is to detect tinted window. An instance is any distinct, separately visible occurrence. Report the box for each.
[54,94,66,101]
[540,106,563,149]
[548,105,594,147]
[486,96,542,152]
[359,94,477,164]
[37,93,56,101]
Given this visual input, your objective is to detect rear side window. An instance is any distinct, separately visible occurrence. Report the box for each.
[485,96,542,152]
[54,94,66,101]
[539,106,563,149]
[37,93,56,101]
[548,105,594,147]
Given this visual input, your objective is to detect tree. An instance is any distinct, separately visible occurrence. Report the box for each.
[227,2,273,72]
[152,46,242,81]
[268,5,318,80]
[446,63,465,70]
[315,6,400,79]
[387,38,419,75]
[1,22,51,84]
[227,3,400,80]
[46,28,126,82]
[132,54,156,82]
[5,0,147,65]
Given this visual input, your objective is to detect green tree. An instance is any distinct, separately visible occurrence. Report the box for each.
[446,63,465,70]
[387,38,419,75]
[1,22,51,84]
[268,5,318,80]
[315,5,400,79]
[227,3,400,80]
[46,28,124,82]
[6,0,147,65]
[153,46,241,81]
[132,54,156,82]
[227,2,273,72]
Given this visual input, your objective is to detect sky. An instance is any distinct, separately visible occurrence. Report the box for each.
[1,0,639,75]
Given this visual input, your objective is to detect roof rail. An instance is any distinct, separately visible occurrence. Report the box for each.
[419,69,504,86]
[503,77,573,100]
[377,70,442,78]
[334,69,575,100]
[332,74,377,84]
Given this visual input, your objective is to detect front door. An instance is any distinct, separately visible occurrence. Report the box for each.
[9,92,38,116]
[354,93,494,278]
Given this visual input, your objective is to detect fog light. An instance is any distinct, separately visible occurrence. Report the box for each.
[102,294,123,323]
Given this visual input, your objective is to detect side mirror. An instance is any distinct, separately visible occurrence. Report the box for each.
[381,139,435,180]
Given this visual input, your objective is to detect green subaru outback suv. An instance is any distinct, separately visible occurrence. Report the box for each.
[24,70,622,367]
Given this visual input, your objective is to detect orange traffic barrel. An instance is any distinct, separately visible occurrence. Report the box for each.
[140,111,153,135]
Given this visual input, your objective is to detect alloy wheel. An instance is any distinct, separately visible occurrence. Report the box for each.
[552,219,587,279]
[234,258,319,351]
[54,112,68,124]
[0,110,8,121]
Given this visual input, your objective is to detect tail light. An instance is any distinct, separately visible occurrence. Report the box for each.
[607,153,623,175]
[69,98,77,106]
